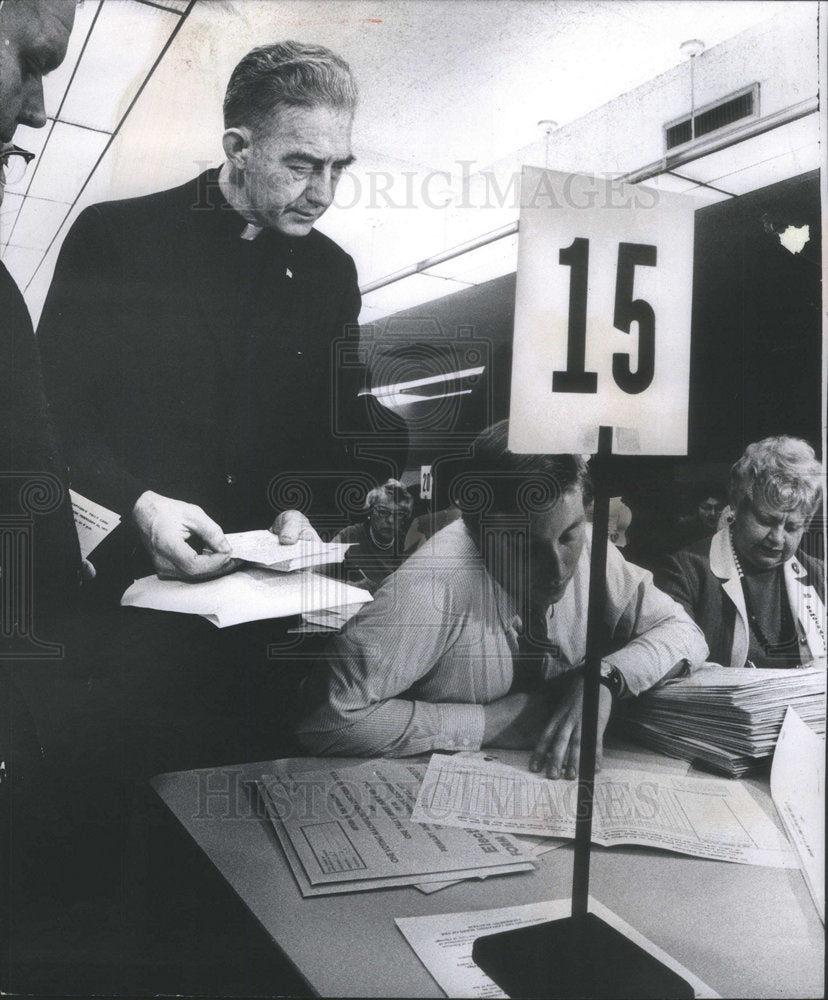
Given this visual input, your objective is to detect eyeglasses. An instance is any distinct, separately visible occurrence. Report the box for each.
[0,145,36,188]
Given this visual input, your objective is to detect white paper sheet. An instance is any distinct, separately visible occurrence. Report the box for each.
[258,780,533,897]
[224,529,350,571]
[70,490,121,558]
[412,754,798,868]
[120,568,371,627]
[395,897,718,998]
[770,707,825,922]
[257,759,534,895]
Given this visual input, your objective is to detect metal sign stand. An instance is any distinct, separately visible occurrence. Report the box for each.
[472,426,694,999]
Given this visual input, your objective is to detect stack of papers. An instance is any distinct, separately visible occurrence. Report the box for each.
[225,531,350,572]
[618,665,826,776]
[256,759,535,896]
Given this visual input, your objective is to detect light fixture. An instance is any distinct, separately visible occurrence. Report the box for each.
[680,39,705,141]
[537,119,559,168]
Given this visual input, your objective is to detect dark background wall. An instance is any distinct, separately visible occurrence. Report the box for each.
[365,169,823,567]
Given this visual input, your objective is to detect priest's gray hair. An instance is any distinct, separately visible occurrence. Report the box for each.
[223,41,357,134]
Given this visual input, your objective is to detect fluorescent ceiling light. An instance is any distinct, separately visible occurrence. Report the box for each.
[676,116,818,186]
[707,144,822,197]
[26,122,110,204]
[423,233,519,285]
[41,1,103,117]
[59,0,179,132]
[361,272,469,322]
[0,197,71,252]
[0,245,43,288]
[0,193,24,248]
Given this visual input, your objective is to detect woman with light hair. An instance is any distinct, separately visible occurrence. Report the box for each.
[657,437,825,669]
[332,479,415,592]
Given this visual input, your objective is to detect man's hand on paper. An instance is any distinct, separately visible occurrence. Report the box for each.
[269,509,322,544]
[132,490,238,580]
[482,692,552,750]
[529,674,612,780]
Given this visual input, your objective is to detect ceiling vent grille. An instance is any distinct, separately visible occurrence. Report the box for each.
[665,84,759,150]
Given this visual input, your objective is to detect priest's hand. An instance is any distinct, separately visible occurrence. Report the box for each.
[132,490,237,580]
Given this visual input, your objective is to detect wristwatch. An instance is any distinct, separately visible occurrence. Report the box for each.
[599,663,625,698]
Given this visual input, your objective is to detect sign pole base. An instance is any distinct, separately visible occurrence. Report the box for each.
[471,911,695,999]
[472,427,693,998]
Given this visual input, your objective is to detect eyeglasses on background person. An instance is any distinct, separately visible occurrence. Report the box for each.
[0,144,36,188]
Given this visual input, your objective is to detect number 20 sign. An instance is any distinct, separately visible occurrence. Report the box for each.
[508,166,695,456]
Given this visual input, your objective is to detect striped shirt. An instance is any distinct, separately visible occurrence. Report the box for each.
[297,520,708,756]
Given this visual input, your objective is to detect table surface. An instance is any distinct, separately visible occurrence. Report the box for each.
[150,751,824,999]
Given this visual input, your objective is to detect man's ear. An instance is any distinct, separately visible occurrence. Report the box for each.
[222,127,252,169]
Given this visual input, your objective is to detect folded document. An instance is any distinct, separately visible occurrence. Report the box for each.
[121,568,372,627]
[224,531,350,572]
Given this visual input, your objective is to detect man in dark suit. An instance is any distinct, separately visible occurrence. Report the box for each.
[1,0,83,936]
[1,0,81,645]
[38,41,395,594]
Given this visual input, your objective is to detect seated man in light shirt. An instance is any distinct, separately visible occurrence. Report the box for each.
[297,421,708,777]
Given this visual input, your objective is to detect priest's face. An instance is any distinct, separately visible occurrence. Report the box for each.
[240,103,354,236]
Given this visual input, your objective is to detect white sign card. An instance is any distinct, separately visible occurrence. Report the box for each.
[509,166,695,456]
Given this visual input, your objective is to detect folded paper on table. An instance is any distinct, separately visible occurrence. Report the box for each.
[771,707,825,922]
[257,759,534,896]
[412,753,798,868]
[224,530,350,571]
[120,568,372,627]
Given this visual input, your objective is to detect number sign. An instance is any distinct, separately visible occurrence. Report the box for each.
[508,167,695,455]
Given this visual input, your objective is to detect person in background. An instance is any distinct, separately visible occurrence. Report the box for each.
[1,0,79,942]
[671,481,727,551]
[333,479,414,592]
[297,421,707,775]
[1,0,81,642]
[657,437,825,669]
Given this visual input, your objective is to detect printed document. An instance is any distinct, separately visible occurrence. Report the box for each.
[395,897,717,998]
[258,759,533,895]
[224,530,350,571]
[412,754,797,868]
[771,707,825,921]
[70,490,121,558]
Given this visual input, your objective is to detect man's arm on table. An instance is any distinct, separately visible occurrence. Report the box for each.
[529,544,708,779]
[297,562,491,757]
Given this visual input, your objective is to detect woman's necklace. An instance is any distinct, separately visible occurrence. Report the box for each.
[368,522,394,551]
[729,526,796,656]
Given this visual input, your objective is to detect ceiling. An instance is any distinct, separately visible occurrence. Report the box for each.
[0,0,818,324]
